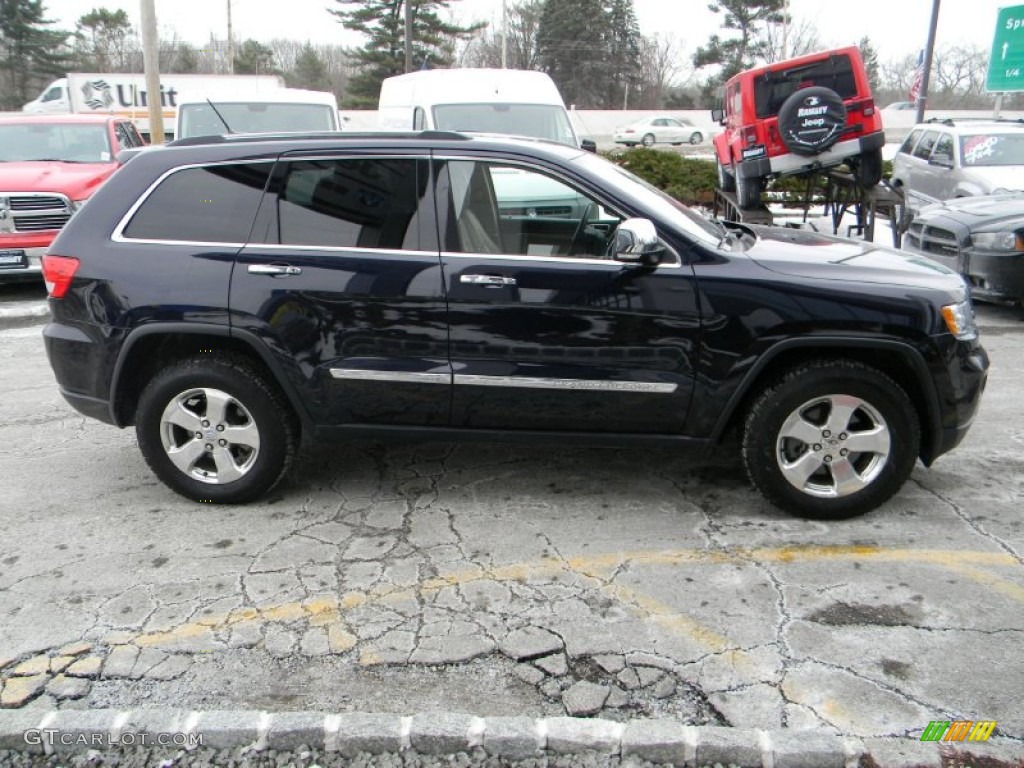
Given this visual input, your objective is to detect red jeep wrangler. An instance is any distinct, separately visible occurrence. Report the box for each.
[712,46,886,209]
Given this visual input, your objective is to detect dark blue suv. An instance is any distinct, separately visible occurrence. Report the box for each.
[41,131,988,518]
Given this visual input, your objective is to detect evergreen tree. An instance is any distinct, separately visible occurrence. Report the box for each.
[172,43,198,74]
[0,0,69,109]
[858,36,880,94]
[606,0,642,109]
[692,0,785,81]
[233,38,276,75]
[72,7,132,72]
[537,0,610,108]
[290,42,330,91]
[329,0,483,109]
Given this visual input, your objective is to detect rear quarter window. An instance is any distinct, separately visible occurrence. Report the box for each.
[122,162,273,243]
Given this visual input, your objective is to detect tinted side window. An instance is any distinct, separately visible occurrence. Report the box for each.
[273,158,428,250]
[123,162,273,242]
[413,107,426,130]
[933,134,955,162]
[912,131,940,159]
[898,129,922,155]
[753,54,858,118]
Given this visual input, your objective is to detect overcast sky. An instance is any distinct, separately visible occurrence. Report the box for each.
[43,0,1009,63]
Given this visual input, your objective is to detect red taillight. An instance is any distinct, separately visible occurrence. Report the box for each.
[862,98,876,116]
[744,126,758,145]
[41,255,79,298]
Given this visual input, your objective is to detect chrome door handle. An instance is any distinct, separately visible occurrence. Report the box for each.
[460,274,516,286]
[247,264,302,276]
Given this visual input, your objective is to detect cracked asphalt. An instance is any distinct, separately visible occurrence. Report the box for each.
[1,306,1023,756]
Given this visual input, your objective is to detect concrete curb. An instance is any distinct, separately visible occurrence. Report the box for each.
[0,709,872,767]
[0,301,47,331]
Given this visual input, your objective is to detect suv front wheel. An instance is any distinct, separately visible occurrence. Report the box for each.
[135,354,297,503]
[742,359,920,519]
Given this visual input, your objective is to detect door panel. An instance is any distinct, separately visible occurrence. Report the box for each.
[229,155,451,427]
[435,157,701,434]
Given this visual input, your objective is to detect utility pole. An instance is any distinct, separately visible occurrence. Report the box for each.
[139,0,164,143]
[501,0,508,69]
[914,0,941,125]
[227,0,234,74]
[405,0,413,73]
[781,0,789,60]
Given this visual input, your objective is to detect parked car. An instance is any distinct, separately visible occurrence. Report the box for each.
[903,192,1024,304]
[42,131,987,519]
[0,113,143,282]
[711,46,886,208]
[883,101,917,111]
[614,116,703,147]
[891,119,1024,213]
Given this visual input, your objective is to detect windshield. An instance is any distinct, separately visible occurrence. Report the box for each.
[178,103,337,138]
[432,103,577,146]
[960,133,1024,167]
[574,152,722,246]
[0,123,112,163]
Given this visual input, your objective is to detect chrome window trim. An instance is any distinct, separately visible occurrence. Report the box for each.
[432,154,682,268]
[453,374,677,393]
[246,243,440,258]
[111,159,278,245]
[441,250,681,269]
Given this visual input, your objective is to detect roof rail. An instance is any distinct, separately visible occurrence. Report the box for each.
[167,130,472,148]
[924,116,1024,126]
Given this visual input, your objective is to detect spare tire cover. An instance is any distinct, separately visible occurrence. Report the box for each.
[776,86,847,156]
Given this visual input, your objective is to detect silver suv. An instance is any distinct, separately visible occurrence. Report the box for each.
[891,119,1024,212]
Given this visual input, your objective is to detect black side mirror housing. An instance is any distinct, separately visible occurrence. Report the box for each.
[580,138,597,153]
[711,108,725,124]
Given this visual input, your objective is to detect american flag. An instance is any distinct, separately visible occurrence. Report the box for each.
[908,49,924,102]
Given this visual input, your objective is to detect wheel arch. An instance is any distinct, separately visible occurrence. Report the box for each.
[109,324,312,438]
[710,338,943,465]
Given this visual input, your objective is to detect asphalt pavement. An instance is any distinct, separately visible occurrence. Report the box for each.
[1,293,1023,768]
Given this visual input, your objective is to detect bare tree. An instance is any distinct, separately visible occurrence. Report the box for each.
[761,17,822,63]
[635,33,689,109]
[460,0,543,70]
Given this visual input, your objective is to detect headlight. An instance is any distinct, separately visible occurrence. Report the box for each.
[971,231,1023,251]
[941,300,978,340]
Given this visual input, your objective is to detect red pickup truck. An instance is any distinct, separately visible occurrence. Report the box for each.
[0,114,145,282]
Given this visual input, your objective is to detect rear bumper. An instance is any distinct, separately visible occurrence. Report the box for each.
[0,246,46,282]
[43,320,120,426]
[738,131,886,179]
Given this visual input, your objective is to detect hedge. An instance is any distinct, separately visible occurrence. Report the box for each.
[603,147,893,208]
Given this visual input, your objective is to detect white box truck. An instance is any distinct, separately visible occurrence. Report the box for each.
[377,68,594,150]
[23,73,284,139]
[175,89,340,139]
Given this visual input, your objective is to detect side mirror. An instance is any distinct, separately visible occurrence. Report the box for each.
[613,218,663,265]
[580,138,597,153]
[711,108,725,124]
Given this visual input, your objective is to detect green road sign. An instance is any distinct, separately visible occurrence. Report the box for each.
[987,4,1024,91]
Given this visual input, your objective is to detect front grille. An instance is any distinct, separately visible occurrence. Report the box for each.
[907,223,961,259]
[0,192,73,234]
[13,214,71,231]
[9,195,66,211]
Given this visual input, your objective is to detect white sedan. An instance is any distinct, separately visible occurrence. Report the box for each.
[613,116,704,147]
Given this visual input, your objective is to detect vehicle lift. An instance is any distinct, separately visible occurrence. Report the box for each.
[713,172,907,248]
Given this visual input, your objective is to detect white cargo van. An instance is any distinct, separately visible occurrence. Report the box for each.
[377,69,591,149]
[176,89,340,139]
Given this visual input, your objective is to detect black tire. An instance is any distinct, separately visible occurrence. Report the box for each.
[854,147,884,188]
[717,157,736,192]
[741,359,920,519]
[689,132,703,145]
[135,354,297,504]
[734,164,763,209]
[776,86,847,156]
[641,133,656,147]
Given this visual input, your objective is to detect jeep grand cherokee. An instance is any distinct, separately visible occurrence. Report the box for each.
[41,131,988,519]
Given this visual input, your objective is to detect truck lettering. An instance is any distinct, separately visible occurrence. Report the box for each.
[797,106,828,117]
[114,85,179,109]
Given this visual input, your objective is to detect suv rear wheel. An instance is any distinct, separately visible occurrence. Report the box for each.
[136,355,297,503]
[742,360,920,519]
[853,147,884,188]
[734,164,763,209]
